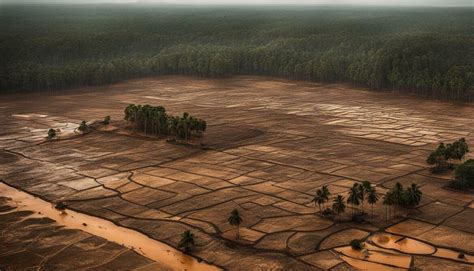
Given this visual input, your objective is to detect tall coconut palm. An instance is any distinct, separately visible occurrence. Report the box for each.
[228,209,243,239]
[367,187,379,218]
[382,191,394,221]
[178,230,195,252]
[312,189,325,213]
[391,182,404,218]
[405,183,422,208]
[347,183,361,216]
[359,181,371,214]
[332,195,346,221]
[321,185,331,209]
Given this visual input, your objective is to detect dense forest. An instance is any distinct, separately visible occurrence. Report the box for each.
[0,4,473,101]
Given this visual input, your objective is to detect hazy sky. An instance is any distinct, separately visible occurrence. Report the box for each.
[2,0,473,6]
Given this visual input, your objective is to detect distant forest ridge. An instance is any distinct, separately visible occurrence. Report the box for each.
[1,5,473,101]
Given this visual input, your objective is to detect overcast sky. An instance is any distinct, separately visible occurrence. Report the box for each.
[2,0,473,6]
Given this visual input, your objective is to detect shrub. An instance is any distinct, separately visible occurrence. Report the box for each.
[78,121,90,133]
[427,139,469,173]
[458,252,465,259]
[103,116,111,127]
[450,159,474,190]
[350,239,362,250]
[55,202,66,210]
[47,128,56,139]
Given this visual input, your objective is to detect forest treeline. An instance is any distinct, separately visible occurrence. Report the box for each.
[1,5,473,101]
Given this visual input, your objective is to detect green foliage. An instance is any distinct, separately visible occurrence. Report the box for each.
[228,209,243,238]
[347,183,362,215]
[227,209,243,227]
[178,230,195,251]
[427,138,469,173]
[102,116,111,127]
[124,104,206,140]
[458,252,465,259]
[350,239,363,250]
[313,185,331,213]
[0,5,472,101]
[54,201,66,210]
[450,159,474,190]
[332,195,346,216]
[47,128,56,139]
[78,121,90,134]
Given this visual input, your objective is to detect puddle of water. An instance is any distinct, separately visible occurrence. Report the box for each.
[370,232,435,255]
[433,248,473,263]
[0,182,221,271]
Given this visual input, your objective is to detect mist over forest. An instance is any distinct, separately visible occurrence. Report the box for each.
[0,4,473,101]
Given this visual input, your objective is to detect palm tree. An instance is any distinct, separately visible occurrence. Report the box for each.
[312,189,325,213]
[359,181,371,214]
[391,182,404,218]
[367,187,379,218]
[321,185,331,209]
[332,195,346,221]
[178,230,195,252]
[347,183,361,216]
[228,209,243,239]
[405,183,422,209]
[382,191,394,221]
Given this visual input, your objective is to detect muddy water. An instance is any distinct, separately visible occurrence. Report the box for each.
[0,182,221,271]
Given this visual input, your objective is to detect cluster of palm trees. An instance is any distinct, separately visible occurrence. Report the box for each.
[124,104,207,140]
[382,182,422,221]
[312,181,422,222]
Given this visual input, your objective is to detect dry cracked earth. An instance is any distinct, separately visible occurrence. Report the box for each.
[1,76,474,270]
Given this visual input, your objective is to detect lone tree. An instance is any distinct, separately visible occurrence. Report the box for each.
[367,187,379,218]
[178,230,195,252]
[78,121,90,134]
[350,239,363,250]
[332,195,346,221]
[228,209,243,239]
[47,128,56,139]
[102,116,111,128]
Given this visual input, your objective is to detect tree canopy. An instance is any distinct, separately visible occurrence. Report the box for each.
[1,5,473,101]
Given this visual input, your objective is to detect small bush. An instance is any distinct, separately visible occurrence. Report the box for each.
[350,239,362,250]
[78,121,90,133]
[450,159,474,190]
[55,202,66,210]
[47,128,56,139]
[458,252,465,259]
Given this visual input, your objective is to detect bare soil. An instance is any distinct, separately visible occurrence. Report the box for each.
[1,76,474,270]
